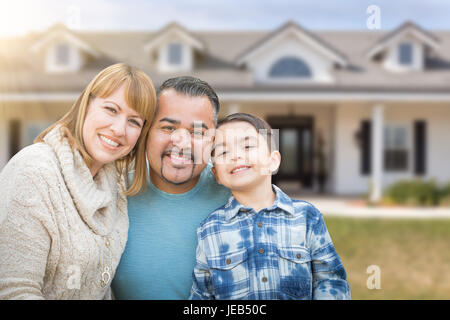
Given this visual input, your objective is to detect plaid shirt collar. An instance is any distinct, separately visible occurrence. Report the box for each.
[223,184,295,221]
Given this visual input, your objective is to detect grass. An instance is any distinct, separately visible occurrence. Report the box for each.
[323,217,450,300]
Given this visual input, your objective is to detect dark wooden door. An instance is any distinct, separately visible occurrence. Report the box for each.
[268,116,314,188]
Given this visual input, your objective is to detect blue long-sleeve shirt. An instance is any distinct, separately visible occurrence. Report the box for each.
[112,164,231,299]
[189,185,351,300]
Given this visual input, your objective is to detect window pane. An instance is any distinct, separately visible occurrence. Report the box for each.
[384,150,408,171]
[280,129,298,174]
[269,57,311,78]
[384,125,407,149]
[384,125,409,171]
[56,44,69,65]
[302,129,311,173]
[399,43,413,65]
[394,127,407,148]
[168,43,182,65]
[384,126,392,148]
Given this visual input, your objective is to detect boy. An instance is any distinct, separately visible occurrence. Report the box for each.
[189,113,350,300]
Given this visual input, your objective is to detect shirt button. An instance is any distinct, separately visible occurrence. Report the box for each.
[226,258,231,265]
[262,276,268,283]
[257,222,263,227]
[297,253,301,259]
[258,248,264,254]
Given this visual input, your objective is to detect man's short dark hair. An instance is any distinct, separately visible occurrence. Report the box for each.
[216,113,278,152]
[157,76,220,125]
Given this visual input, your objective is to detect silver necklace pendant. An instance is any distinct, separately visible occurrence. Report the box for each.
[101,267,111,287]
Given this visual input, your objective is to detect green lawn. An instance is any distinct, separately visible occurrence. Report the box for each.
[323,217,450,300]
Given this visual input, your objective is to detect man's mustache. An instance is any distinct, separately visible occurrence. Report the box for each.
[162,148,196,162]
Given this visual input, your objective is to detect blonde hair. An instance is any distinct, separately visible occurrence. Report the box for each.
[35,63,156,196]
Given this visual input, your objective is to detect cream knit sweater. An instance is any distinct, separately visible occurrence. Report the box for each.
[0,126,129,299]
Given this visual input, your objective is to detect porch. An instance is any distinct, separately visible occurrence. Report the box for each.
[221,97,450,202]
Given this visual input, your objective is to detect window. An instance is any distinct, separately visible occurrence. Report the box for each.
[55,43,70,66]
[25,123,52,147]
[398,43,413,65]
[269,56,311,78]
[168,43,182,65]
[384,125,408,171]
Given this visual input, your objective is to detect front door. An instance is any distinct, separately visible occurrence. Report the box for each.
[268,116,314,188]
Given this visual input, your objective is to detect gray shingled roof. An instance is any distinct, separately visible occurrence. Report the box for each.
[1,22,450,93]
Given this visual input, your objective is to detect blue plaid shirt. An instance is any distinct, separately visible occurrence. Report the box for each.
[189,185,351,300]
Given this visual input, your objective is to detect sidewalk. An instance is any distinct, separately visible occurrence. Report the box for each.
[287,192,450,219]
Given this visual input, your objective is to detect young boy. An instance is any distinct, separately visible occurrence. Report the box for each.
[189,113,350,300]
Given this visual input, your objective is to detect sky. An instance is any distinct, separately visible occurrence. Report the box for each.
[1,0,450,36]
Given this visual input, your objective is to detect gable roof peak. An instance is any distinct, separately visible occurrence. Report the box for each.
[31,22,100,57]
[161,21,188,32]
[48,22,69,32]
[284,20,300,28]
[366,20,440,59]
[236,20,348,67]
[144,21,205,52]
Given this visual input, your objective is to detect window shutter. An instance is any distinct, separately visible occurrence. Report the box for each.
[414,120,426,175]
[8,119,21,159]
[361,120,371,175]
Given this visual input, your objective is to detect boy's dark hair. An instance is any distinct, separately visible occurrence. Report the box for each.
[216,113,278,152]
[157,76,220,125]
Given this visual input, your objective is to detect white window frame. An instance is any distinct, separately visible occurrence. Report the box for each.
[45,42,80,73]
[383,123,410,172]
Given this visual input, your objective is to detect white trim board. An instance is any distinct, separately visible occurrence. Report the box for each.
[2,91,450,103]
[218,91,450,102]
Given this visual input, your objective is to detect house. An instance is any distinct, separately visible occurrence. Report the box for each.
[1,21,450,201]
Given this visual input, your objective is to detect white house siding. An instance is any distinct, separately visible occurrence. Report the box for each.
[334,102,450,195]
[385,103,450,186]
[333,103,368,194]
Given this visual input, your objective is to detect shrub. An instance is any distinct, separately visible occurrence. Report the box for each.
[384,179,440,206]
[439,183,450,207]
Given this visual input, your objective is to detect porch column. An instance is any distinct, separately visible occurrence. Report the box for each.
[370,103,384,203]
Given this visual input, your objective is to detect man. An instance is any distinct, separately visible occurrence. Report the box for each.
[112,76,231,299]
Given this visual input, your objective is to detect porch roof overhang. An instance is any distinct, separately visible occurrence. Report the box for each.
[217,88,450,102]
[2,88,450,102]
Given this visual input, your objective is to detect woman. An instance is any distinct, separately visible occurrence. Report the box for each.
[0,63,156,299]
